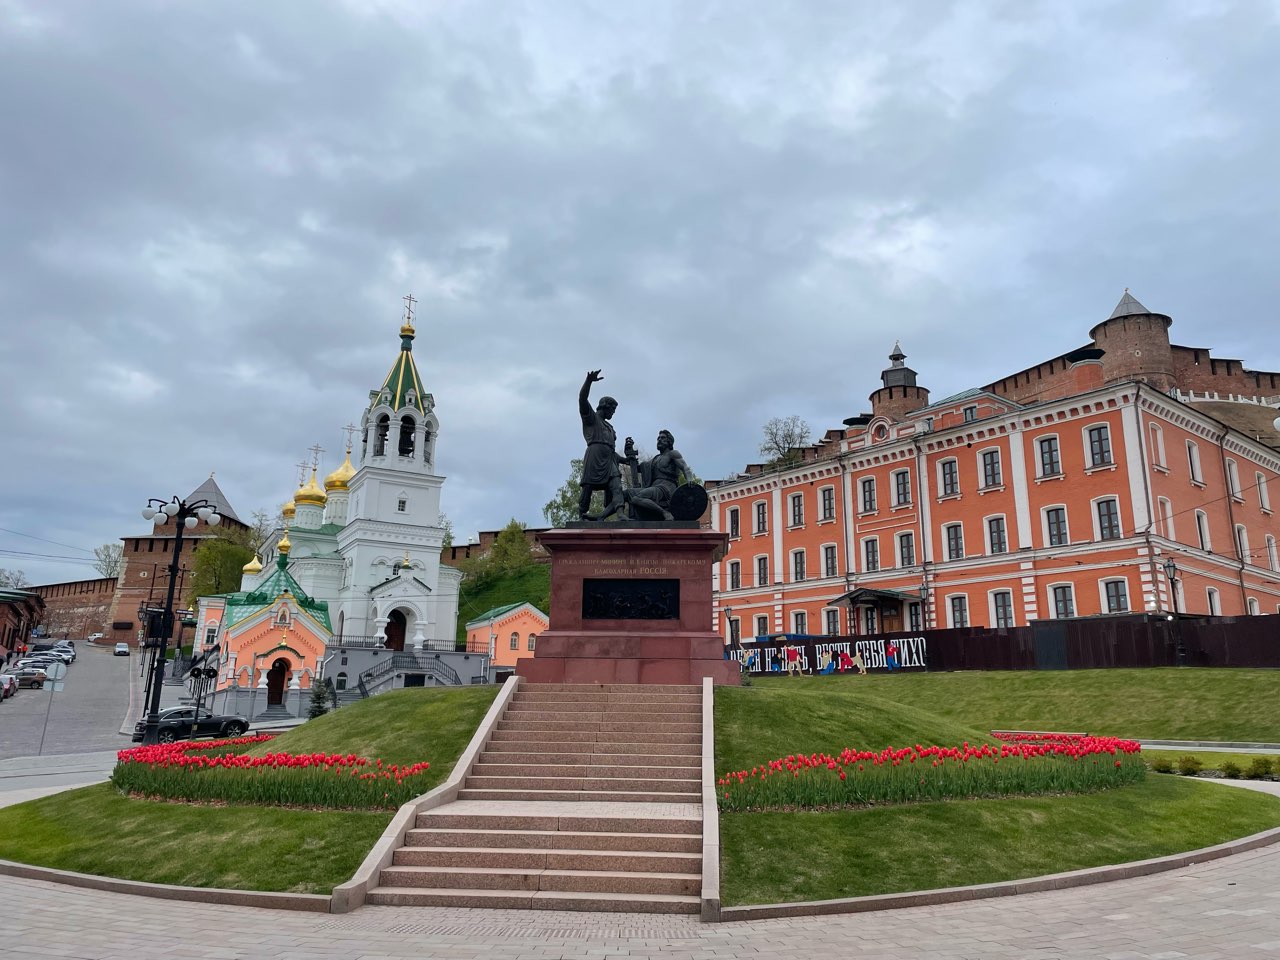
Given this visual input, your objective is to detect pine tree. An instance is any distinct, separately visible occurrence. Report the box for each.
[307,682,329,720]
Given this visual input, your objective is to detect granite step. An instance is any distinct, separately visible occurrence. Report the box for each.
[456,788,701,803]
[378,864,700,896]
[519,683,701,694]
[416,813,701,834]
[486,730,702,747]
[473,750,700,767]
[392,846,701,874]
[404,828,701,853]
[505,705,701,719]
[495,719,701,734]
[513,693,701,707]
[363,887,700,913]
[464,774,699,793]
[469,763,700,781]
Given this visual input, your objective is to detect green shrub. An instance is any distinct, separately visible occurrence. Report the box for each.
[1220,760,1243,780]
[1149,755,1175,774]
[1176,755,1204,776]
[1246,757,1275,779]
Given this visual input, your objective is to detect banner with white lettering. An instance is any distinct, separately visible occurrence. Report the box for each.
[731,636,929,674]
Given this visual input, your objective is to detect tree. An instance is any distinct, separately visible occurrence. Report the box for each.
[439,512,454,549]
[307,682,330,720]
[543,458,584,527]
[93,543,124,578]
[0,568,29,588]
[488,518,534,572]
[759,415,812,465]
[186,538,255,606]
[218,509,274,555]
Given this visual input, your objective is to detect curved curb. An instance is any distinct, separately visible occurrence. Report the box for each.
[0,859,329,912]
[718,825,1280,922]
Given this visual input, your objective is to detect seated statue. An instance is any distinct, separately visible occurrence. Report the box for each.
[623,430,696,521]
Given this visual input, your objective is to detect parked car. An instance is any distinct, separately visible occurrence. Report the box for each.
[130,706,250,743]
[113,642,130,656]
[86,633,103,643]
[34,649,72,664]
[12,668,47,689]
[0,675,17,698]
[15,658,59,671]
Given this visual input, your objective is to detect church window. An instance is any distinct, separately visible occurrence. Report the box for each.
[399,416,416,456]
[374,415,390,456]
[275,608,291,627]
[509,632,519,650]
[423,427,433,463]
[397,498,407,512]
[528,633,537,651]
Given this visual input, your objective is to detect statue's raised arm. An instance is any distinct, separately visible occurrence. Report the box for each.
[576,370,626,521]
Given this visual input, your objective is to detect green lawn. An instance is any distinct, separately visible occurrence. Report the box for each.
[0,783,389,894]
[0,685,498,893]
[745,668,1280,742]
[720,775,1280,906]
[456,564,549,645]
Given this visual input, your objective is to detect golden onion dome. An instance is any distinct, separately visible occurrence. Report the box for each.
[294,467,327,507]
[277,529,292,555]
[324,448,357,492]
[282,499,296,520]
[242,554,263,575]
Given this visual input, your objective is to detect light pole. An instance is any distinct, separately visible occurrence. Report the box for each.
[1163,557,1185,666]
[138,495,221,744]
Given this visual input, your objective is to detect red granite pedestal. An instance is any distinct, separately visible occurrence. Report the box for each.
[516,526,741,686]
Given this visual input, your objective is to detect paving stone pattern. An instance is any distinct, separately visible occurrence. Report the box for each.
[5,840,1280,958]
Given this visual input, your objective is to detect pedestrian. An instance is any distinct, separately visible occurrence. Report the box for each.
[885,640,899,672]
[785,644,802,677]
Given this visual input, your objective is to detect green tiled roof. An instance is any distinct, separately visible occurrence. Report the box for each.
[221,558,331,632]
[379,327,429,415]
[465,601,530,628]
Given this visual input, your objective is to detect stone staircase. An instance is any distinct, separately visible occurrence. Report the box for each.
[365,683,705,913]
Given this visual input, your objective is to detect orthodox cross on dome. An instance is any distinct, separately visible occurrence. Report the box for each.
[402,293,417,325]
[308,442,325,469]
[295,460,310,486]
[342,423,358,452]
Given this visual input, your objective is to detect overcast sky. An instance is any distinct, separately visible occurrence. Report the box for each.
[3,0,1279,586]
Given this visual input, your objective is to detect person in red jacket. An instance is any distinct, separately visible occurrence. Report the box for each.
[885,640,899,671]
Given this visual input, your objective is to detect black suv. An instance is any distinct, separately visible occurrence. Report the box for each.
[131,706,251,743]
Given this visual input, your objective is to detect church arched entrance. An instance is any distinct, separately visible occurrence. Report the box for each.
[266,657,292,706]
[385,610,407,652]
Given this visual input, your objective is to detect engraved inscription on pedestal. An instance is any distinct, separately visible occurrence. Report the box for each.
[582,578,680,620]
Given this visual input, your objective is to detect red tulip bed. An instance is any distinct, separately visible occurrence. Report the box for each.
[112,736,432,810]
[717,736,1145,813]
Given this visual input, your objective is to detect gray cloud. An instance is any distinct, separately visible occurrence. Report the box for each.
[2,0,1278,584]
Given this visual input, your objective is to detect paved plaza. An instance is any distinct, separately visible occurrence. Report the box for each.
[2,836,1279,959]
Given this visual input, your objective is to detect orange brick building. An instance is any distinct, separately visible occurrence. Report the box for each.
[709,293,1280,640]
[465,602,549,678]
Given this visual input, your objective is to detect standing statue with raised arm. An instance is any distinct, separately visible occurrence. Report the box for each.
[578,370,627,521]
[624,430,697,521]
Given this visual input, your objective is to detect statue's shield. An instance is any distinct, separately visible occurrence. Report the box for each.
[669,483,708,522]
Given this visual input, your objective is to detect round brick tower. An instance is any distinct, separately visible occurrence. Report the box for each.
[1089,290,1175,391]
[869,341,930,421]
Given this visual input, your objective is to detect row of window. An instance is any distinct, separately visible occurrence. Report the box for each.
[725,499,1130,587]
[506,632,537,651]
[733,425,1125,535]
[1157,426,1275,512]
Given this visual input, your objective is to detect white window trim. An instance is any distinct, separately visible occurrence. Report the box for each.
[977,446,1003,490]
[1082,421,1115,470]
[727,506,741,539]
[1235,524,1249,563]
[752,499,769,535]
[1195,509,1212,551]
[937,457,961,499]
[896,531,916,568]
[1157,497,1175,540]
[792,610,808,634]
[822,607,841,635]
[754,554,770,588]
[1099,577,1130,614]
[727,560,741,591]
[1090,496,1124,541]
[754,614,769,639]
[1226,459,1242,500]
[945,592,969,628]
[988,589,1016,629]
[860,536,880,572]
[1036,433,1063,480]
[943,522,965,561]
[1266,535,1279,572]
[1047,582,1076,619]
[1041,504,1071,548]
[1187,440,1204,485]
[892,468,913,507]
[1150,422,1167,469]
[790,547,807,582]
[984,513,1009,555]
[818,484,837,522]
[859,477,878,515]
[1206,586,1221,616]
[1257,472,1272,512]
[1247,597,1260,616]
[821,541,839,579]
[788,492,805,529]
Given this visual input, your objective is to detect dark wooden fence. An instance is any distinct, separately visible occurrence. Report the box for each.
[736,613,1279,674]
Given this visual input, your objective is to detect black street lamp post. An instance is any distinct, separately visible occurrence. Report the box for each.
[138,495,221,745]
[1163,557,1186,667]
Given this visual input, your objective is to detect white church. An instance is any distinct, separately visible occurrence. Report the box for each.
[196,305,480,718]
